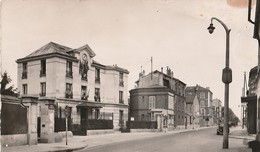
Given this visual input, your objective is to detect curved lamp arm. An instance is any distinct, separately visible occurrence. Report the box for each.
[211,17,231,33]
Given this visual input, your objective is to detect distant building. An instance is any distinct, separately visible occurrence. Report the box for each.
[16,42,129,141]
[185,85,214,127]
[212,99,222,125]
[185,88,200,129]
[129,67,186,131]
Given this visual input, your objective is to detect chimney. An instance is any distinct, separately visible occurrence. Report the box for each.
[166,66,171,76]
[161,67,163,73]
[139,72,143,78]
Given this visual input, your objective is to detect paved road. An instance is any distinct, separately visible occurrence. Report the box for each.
[78,128,246,152]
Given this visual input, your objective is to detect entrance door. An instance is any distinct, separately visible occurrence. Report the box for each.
[248,100,257,134]
[80,108,87,129]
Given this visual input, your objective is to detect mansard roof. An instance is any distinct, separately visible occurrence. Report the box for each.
[16,42,77,63]
[26,42,72,58]
[16,42,129,74]
[186,85,212,94]
[106,65,130,74]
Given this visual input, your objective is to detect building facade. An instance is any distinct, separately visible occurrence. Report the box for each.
[129,67,186,131]
[185,85,214,127]
[16,42,129,140]
[245,0,260,135]
[185,88,200,129]
[212,98,222,125]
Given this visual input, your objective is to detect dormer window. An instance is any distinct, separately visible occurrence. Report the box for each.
[22,63,27,79]
[40,59,46,77]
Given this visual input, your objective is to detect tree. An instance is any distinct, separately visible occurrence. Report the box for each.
[220,107,239,126]
[1,72,19,97]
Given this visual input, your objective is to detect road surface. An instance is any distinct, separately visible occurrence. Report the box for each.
[78,128,245,152]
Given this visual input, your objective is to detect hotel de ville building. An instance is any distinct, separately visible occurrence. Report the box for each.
[16,42,129,139]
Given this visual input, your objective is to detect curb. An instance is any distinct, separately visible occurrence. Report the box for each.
[48,145,88,152]
[229,135,247,140]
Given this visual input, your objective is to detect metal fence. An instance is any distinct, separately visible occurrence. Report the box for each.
[127,121,157,129]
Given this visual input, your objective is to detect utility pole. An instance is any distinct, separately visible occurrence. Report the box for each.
[208,17,232,149]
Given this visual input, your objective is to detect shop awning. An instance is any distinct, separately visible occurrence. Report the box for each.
[76,102,103,108]
[241,96,257,103]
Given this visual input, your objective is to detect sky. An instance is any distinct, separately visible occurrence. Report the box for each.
[1,0,259,118]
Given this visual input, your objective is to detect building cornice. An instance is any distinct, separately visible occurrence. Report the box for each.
[16,52,78,63]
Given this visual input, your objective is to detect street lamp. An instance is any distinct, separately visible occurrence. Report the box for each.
[208,17,232,149]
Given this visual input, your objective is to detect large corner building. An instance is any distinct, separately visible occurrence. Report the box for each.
[16,42,129,141]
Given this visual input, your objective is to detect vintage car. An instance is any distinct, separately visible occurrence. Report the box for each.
[217,124,230,135]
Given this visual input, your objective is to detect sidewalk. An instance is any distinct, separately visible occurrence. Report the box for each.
[1,126,252,152]
[223,126,255,152]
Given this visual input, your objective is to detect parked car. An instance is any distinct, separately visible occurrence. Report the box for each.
[216,124,230,135]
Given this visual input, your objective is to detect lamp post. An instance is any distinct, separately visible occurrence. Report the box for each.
[208,17,232,149]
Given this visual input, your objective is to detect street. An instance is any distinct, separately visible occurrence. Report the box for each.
[79,128,247,152]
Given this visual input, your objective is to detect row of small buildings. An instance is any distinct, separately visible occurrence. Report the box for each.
[241,0,260,138]
[1,42,222,146]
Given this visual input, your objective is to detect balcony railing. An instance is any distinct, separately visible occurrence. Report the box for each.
[40,69,46,77]
[39,92,46,97]
[65,90,73,98]
[66,71,73,78]
[81,94,88,100]
[95,78,100,83]
[119,80,124,87]
[119,100,124,104]
[94,95,101,102]
[81,76,88,81]
[22,72,27,79]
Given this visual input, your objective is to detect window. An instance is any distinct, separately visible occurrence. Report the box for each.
[65,83,73,98]
[40,60,46,77]
[40,82,46,96]
[66,61,73,77]
[119,72,124,86]
[119,91,124,103]
[23,84,28,95]
[22,63,27,79]
[94,88,100,102]
[163,78,170,89]
[95,68,100,83]
[200,92,205,99]
[81,86,87,100]
[149,96,156,109]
